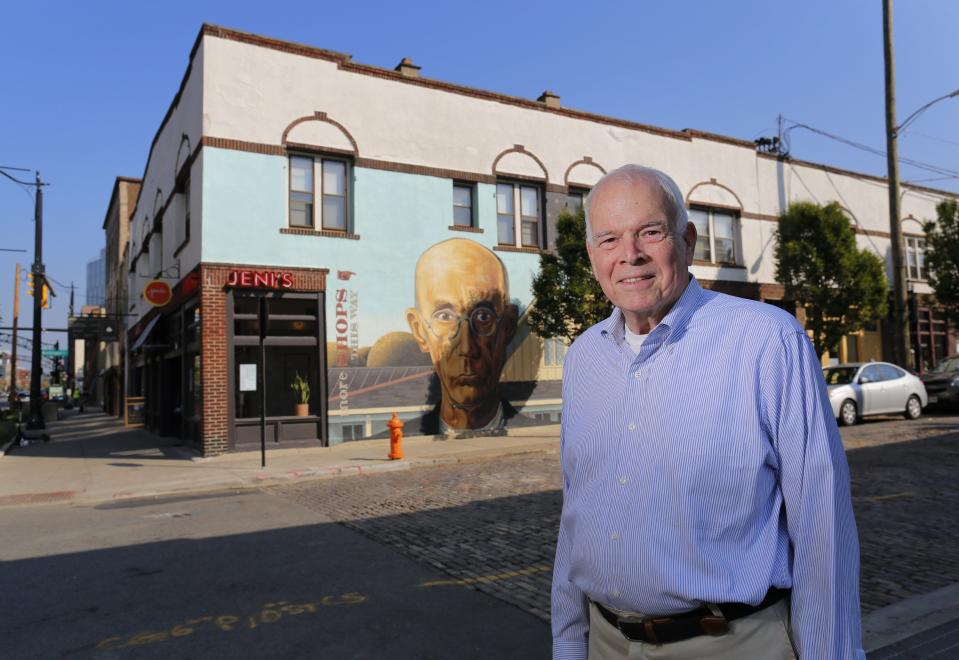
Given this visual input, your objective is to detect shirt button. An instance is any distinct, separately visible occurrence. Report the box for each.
[612,590,621,598]
[633,370,642,379]
[627,423,636,431]
[610,531,619,541]
[619,476,628,485]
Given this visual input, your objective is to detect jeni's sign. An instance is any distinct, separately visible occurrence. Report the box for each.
[226,270,295,289]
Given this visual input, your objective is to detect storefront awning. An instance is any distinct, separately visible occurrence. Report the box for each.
[130,315,160,353]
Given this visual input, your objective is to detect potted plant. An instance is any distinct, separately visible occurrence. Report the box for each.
[290,371,310,417]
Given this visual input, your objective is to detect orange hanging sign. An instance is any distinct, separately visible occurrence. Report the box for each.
[143,279,173,307]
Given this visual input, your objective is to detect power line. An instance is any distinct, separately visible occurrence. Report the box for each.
[781,117,959,181]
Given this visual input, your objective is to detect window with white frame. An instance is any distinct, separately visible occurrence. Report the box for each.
[452,183,474,228]
[688,206,738,264]
[906,236,926,280]
[543,336,567,367]
[289,155,350,231]
[496,182,542,247]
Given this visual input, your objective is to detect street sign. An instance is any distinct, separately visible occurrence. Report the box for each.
[42,349,69,358]
[69,315,119,340]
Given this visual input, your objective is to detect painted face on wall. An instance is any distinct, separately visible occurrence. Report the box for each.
[586,173,696,334]
[407,239,517,428]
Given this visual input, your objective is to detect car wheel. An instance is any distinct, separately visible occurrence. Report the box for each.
[839,400,858,426]
[904,395,922,420]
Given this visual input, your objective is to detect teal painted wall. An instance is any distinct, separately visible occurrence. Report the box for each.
[202,148,542,347]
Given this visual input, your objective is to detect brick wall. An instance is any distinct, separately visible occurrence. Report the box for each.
[199,262,328,456]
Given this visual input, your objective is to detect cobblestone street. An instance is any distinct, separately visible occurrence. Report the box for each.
[270,413,959,623]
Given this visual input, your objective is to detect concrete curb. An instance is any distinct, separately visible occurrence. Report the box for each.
[862,582,959,652]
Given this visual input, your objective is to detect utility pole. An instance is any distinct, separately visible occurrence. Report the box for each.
[28,171,45,429]
[882,0,912,369]
[9,263,20,404]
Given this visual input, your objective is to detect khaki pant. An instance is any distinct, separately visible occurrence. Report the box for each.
[588,598,797,660]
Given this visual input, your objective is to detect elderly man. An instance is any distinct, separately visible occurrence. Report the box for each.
[551,165,864,659]
[406,238,526,435]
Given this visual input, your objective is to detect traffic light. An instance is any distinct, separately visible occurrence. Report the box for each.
[27,273,35,297]
[41,284,50,309]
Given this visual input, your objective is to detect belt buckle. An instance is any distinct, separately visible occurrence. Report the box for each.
[614,614,651,644]
[700,615,730,636]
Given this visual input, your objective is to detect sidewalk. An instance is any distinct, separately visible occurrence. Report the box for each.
[0,409,560,507]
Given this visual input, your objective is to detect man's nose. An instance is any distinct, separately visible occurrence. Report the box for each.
[453,318,481,356]
[620,235,648,264]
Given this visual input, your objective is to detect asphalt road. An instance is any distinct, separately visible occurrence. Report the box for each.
[2,412,956,659]
[0,490,549,659]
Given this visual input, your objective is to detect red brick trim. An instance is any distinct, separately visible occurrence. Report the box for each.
[494,245,547,255]
[202,136,285,155]
[563,157,606,186]
[280,227,361,240]
[448,225,484,234]
[280,111,360,154]
[491,144,549,180]
[355,157,496,184]
[686,179,744,210]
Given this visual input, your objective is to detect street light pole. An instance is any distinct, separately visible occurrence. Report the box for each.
[28,171,46,429]
[882,0,911,369]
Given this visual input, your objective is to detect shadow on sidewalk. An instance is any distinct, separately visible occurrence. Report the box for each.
[8,410,194,461]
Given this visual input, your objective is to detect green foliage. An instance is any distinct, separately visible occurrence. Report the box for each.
[774,201,888,359]
[924,199,959,323]
[528,207,612,342]
[290,371,310,404]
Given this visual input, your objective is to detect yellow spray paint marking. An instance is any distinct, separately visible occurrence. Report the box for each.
[95,592,367,652]
[419,564,552,587]
[867,491,914,502]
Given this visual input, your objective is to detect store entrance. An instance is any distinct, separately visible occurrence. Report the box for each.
[229,290,328,450]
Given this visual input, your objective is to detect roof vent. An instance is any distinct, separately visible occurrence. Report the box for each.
[538,90,560,108]
[394,57,421,78]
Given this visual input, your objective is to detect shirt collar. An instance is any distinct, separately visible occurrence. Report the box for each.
[601,274,706,346]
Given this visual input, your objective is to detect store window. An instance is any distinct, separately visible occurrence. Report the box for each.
[232,293,323,420]
[289,155,350,231]
[496,181,543,247]
[905,236,926,280]
[688,207,739,264]
[453,183,475,228]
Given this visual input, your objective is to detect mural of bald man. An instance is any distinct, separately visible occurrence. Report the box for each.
[406,238,527,435]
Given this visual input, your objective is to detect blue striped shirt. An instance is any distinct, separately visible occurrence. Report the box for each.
[551,277,864,659]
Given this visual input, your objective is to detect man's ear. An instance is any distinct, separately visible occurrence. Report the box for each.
[407,308,431,353]
[502,303,518,343]
[682,221,697,265]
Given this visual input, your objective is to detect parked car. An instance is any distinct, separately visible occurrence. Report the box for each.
[920,355,959,410]
[822,362,928,426]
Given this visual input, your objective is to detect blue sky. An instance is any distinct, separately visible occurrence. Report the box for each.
[1,0,957,363]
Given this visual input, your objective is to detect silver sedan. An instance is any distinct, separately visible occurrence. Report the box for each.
[823,362,928,426]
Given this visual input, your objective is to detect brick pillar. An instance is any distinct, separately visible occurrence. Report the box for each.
[201,265,230,456]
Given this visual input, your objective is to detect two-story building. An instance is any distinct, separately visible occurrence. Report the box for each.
[117,24,955,456]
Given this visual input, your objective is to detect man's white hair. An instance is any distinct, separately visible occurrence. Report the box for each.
[584,164,689,242]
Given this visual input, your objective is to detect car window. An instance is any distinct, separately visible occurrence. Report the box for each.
[860,365,882,383]
[930,357,959,374]
[823,367,858,385]
[879,364,904,381]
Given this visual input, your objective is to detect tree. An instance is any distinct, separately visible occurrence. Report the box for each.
[924,199,959,323]
[529,207,612,342]
[774,201,888,360]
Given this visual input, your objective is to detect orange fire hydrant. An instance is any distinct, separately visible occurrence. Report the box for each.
[387,412,404,460]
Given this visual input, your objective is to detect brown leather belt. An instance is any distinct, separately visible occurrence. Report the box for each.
[594,587,789,645]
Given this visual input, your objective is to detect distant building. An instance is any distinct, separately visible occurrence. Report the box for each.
[85,248,106,307]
